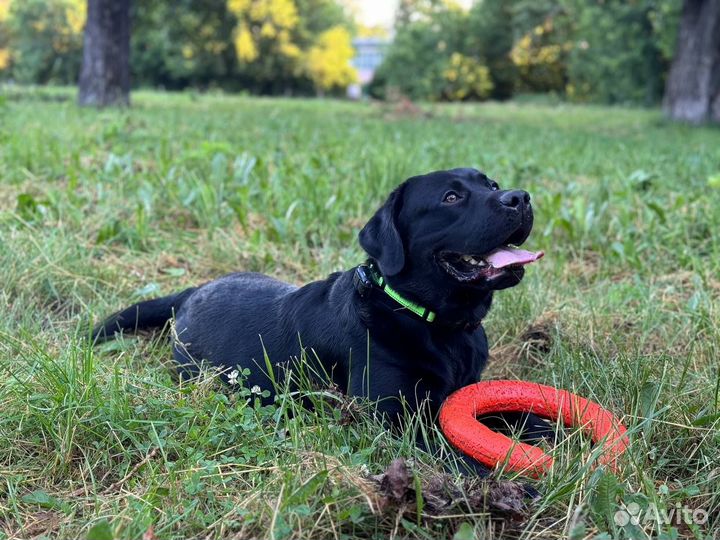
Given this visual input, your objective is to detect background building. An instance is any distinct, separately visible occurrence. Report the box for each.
[347,36,390,98]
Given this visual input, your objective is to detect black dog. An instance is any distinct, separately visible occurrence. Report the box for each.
[94,168,546,471]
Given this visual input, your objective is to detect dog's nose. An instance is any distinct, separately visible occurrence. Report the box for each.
[498,190,530,208]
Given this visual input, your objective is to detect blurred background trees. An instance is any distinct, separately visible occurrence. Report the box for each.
[0,0,85,84]
[375,0,681,104]
[0,0,354,95]
[0,0,714,117]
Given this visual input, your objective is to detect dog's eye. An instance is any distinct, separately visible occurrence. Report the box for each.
[490,182,500,191]
[442,191,461,204]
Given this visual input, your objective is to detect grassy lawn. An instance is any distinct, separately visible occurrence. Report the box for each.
[1,87,719,539]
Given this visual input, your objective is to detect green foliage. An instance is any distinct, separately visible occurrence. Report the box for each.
[442,52,493,101]
[0,0,685,105]
[564,0,681,105]
[1,0,353,95]
[374,19,448,101]
[452,521,476,540]
[509,0,571,94]
[304,25,357,93]
[131,0,353,94]
[375,0,558,101]
[131,0,239,90]
[86,520,114,540]
[588,469,622,532]
[376,0,681,105]
[466,0,517,99]
[376,4,486,101]
[2,0,83,84]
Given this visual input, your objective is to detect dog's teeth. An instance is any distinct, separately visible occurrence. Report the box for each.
[461,255,488,267]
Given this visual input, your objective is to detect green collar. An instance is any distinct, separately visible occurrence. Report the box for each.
[359,263,436,323]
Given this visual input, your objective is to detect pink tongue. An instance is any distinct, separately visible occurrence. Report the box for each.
[486,246,544,269]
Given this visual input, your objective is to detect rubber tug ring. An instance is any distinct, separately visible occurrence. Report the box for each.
[439,380,629,478]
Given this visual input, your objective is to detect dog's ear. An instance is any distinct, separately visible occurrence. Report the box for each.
[359,185,406,276]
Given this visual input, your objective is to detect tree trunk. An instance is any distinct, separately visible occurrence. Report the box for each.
[663,0,720,123]
[78,0,131,107]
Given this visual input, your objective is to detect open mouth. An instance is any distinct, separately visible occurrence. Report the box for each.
[438,245,544,282]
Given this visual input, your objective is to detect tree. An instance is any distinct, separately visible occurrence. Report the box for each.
[395,0,445,27]
[0,1,10,72]
[377,3,472,101]
[0,0,85,83]
[508,0,570,95]
[466,0,517,99]
[442,52,493,100]
[304,25,356,94]
[563,0,677,105]
[227,0,353,94]
[131,0,237,90]
[663,0,720,123]
[78,0,131,107]
[227,0,303,93]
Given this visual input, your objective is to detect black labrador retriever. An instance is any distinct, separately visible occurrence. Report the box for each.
[93,168,546,472]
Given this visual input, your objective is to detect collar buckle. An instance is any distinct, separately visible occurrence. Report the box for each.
[353,265,374,298]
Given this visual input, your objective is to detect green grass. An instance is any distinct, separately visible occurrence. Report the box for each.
[1,86,719,539]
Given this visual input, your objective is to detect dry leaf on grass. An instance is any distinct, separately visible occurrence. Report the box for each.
[142,524,156,540]
[368,458,536,522]
[370,458,413,502]
[18,511,62,538]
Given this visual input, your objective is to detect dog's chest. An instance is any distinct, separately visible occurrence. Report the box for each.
[388,326,488,393]
[435,331,487,385]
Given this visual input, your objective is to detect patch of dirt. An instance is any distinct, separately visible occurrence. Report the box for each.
[3,511,62,538]
[519,315,556,355]
[654,270,720,306]
[562,251,601,284]
[377,94,434,121]
[488,313,559,378]
[222,212,269,241]
[343,216,366,231]
[367,458,535,522]
[78,154,104,171]
[0,180,40,212]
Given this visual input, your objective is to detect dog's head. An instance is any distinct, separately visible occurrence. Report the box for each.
[359,168,542,314]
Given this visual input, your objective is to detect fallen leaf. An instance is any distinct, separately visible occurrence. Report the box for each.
[21,511,62,538]
[370,458,413,503]
[142,524,156,540]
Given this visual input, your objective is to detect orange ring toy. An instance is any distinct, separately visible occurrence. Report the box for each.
[439,380,629,478]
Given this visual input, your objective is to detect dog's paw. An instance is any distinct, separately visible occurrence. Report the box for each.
[517,412,559,445]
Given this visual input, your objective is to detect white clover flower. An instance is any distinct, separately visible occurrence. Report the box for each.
[250,385,262,395]
[227,369,240,385]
